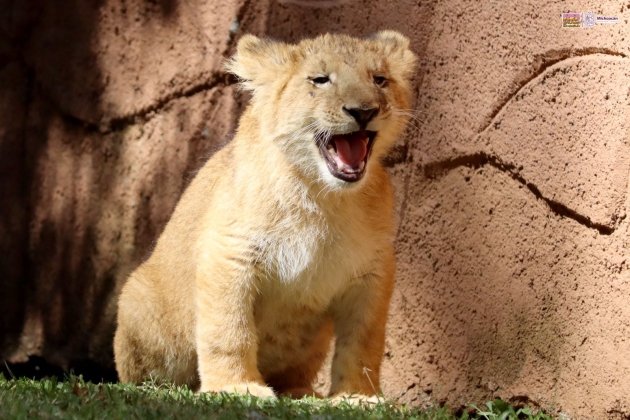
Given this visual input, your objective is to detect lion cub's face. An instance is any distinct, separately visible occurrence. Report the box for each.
[227,31,417,189]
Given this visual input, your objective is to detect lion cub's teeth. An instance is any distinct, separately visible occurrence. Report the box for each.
[332,156,366,174]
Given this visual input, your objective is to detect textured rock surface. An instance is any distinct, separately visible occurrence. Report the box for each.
[1,0,629,418]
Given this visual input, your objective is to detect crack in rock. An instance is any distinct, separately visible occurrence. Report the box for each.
[98,72,236,133]
[422,153,615,235]
[48,71,237,133]
[409,49,628,235]
[482,47,627,133]
[11,0,248,135]
[607,408,630,420]
[89,0,253,133]
[384,49,627,169]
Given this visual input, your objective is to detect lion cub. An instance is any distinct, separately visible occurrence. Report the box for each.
[114,31,416,400]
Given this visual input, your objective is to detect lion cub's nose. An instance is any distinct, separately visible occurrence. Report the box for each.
[343,106,380,127]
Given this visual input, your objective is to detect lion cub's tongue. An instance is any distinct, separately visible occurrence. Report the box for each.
[333,131,368,166]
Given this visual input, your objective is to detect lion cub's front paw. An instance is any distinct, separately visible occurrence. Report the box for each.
[330,393,380,406]
[202,383,277,399]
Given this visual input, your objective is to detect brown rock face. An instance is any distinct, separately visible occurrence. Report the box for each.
[1,1,629,418]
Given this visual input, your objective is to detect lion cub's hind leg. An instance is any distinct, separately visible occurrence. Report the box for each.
[115,305,200,389]
[115,272,200,389]
[113,326,147,385]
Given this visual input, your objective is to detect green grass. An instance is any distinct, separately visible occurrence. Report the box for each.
[0,374,552,419]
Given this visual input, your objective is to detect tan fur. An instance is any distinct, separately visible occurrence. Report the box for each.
[114,31,416,399]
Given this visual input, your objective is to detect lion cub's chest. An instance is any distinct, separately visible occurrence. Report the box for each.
[258,201,377,285]
[251,206,380,374]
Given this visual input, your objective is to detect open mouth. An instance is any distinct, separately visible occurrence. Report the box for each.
[318,130,377,182]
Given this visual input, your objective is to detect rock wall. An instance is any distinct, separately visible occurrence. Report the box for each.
[1,1,628,418]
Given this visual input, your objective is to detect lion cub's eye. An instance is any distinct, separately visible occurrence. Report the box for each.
[310,76,330,86]
[373,76,387,87]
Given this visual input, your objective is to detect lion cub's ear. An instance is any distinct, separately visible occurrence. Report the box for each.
[372,30,417,81]
[372,30,410,50]
[226,35,296,92]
